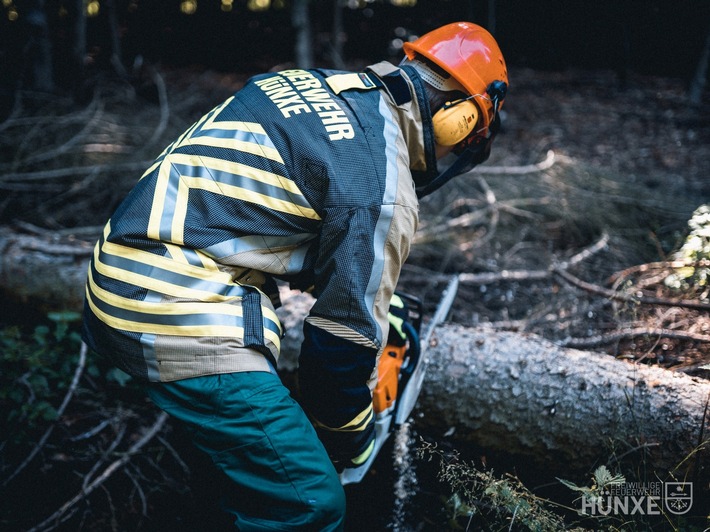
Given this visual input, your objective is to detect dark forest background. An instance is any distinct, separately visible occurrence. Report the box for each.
[2,0,709,98]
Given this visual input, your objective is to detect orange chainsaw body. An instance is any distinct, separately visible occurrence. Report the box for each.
[373,343,407,414]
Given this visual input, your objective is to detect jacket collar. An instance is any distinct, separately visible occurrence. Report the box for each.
[366,62,439,190]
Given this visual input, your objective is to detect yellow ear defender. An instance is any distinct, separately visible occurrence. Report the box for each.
[432,98,480,146]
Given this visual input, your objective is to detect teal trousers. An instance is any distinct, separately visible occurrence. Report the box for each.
[147,371,345,531]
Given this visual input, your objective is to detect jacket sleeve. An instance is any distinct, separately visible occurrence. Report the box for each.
[298,200,417,463]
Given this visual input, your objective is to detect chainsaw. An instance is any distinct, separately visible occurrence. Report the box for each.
[339,275,459,485]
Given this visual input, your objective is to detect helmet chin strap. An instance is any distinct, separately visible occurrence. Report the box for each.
[415,144,481,198]
[416,79,506,198]
[415,114,500,199]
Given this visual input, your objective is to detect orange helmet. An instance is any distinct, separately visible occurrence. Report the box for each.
[403,22,508,133]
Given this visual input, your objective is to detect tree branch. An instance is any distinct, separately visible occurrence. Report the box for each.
[2,342,87,489]
[553,267,710,312]
[559,327,710,349]
[27,411,169,532]
[466,149,557,176]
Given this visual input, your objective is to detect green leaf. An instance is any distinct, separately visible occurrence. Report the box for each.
[106,367,132,387]
[593,465,625,488]
[47,311,82,323]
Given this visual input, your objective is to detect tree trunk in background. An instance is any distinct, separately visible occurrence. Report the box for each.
[27,0,54,92]
[66,0,86,97]
[329,0,346,70]
[0,227,93,312]
[105,0,127,78]
[689,22,710,105]
[487,0,496,36]
[292,0,314,69]
[1,227,708,482]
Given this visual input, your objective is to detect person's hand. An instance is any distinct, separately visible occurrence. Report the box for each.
[330,437,375,473]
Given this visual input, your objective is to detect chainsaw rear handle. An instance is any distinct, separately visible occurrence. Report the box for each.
[393,319,420,404]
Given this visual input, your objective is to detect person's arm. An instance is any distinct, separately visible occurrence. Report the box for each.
[298,201,417,469]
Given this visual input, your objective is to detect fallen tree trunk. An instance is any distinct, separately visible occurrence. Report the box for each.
[2,227,709,481]
[421,325,710,481]
[275,293,710,482]
[0,226,94,311]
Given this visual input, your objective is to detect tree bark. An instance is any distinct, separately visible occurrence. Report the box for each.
[0,226,94,311]
[421,325,710,480]
[29,1,54,91]
[2,226,708,481]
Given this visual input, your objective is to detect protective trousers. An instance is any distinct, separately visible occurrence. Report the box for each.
[147,371,346,531]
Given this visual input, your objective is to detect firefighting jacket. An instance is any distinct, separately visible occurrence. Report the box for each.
[82,61,438,459]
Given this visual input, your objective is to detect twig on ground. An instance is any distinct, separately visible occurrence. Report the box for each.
[553,267,710,312]
[82,420,129,491]
[559,327,710,349]
[2,342,87,489]
[465,149,557,176]
[27,411,169,532]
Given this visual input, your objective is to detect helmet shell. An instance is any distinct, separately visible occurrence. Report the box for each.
[403,22,508,131]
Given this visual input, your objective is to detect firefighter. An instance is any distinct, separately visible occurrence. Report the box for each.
[82,21,507,530]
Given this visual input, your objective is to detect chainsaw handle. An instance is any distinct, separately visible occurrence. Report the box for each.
[398,319,420,380]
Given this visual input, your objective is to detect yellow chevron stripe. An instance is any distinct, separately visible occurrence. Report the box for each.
[191,248,221,270]
[101,238,234,284]
[87,269,242,316]
[314,404,374,432]
[86,286,244,337]
[139,159,161,180]
[94,247,232,303]
[188,177,319,220]
[203,119,266,134]
[197,176,316,219]
[145,98,235,237]
[95,239,282,333]
[86,283,281,348]
[171,99,282,163]
[166,152,319,242]
[164,243,189,264]
[174,97,234,151]
[147,156,172,240]
[184,135,282,162]
[170,153,302,195]
[167,245,223,273]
